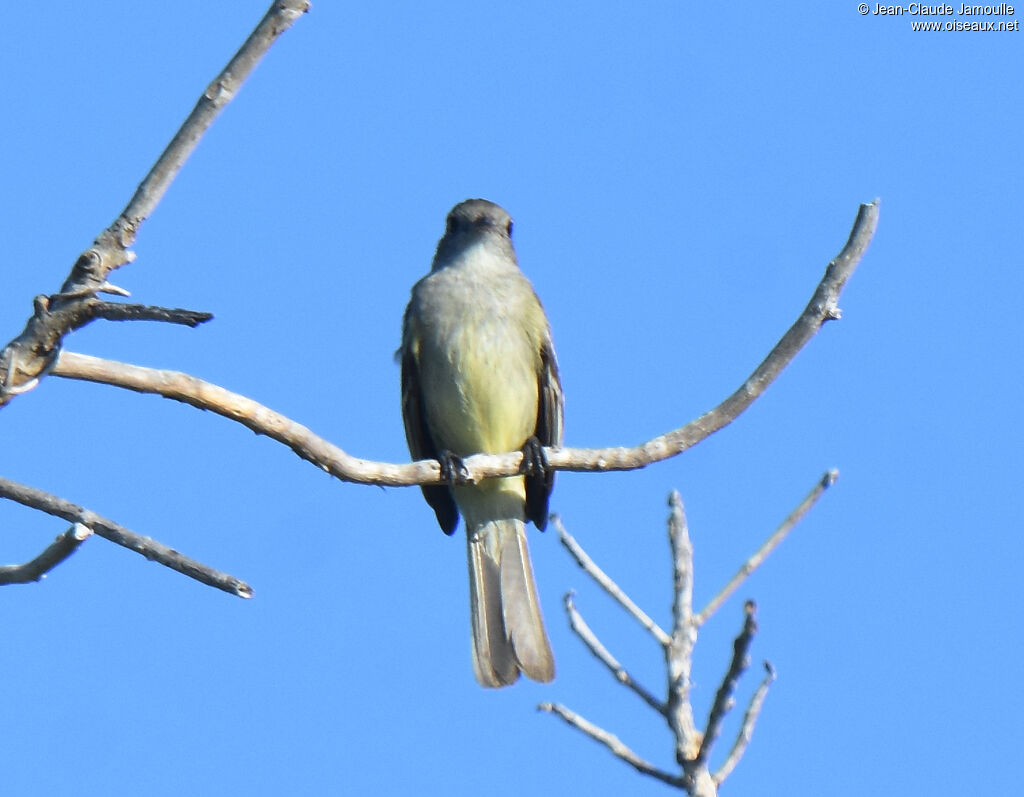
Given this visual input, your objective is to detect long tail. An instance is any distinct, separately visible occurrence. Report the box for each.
[467,517,554,688]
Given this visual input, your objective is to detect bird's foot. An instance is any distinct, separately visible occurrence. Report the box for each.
[519,436,549,479]
[438,450,470,485]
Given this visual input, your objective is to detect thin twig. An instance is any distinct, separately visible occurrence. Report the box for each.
[554,515,670,646]
[695,469,838,626]
[665,490,701,764]
[0,298,214,399]
[538,702,684,788]
[0,476,251,598]
[49,203,877,483]
[713,661,776,785]
[693,602,758,768]
[0,523,93,585]
[64,0,312,292]
[88,303,213,327]
[564,592,666,716]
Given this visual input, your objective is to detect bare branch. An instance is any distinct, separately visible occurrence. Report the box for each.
[550,479,824,792]
[538,702,684,788]
[695,469,838,626]
[665,491,702,764]
[0,523,93,585]
[0,0,309,402]
[713,661,776,785]
[0,476,251,598]
[51,350,418,487]
[542,199,878,475]
[32,299,213,331]
[564,592,666,716]
[554,515,670,647]
[87,303,213,327]
[0,296,214,400]
[693,603,758,768]
[49,203,877,487]
[64,0,312,293]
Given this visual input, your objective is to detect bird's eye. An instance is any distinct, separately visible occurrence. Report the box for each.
[506,220,514,237]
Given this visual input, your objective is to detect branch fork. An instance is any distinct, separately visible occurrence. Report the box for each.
[541,473,836,794]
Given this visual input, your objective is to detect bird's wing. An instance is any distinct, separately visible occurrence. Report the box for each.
[401,327,459,535]
[525,335,563,530]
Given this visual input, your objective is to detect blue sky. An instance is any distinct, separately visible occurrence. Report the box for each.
[1,2,1020,795]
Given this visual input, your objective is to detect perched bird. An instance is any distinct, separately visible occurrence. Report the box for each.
[400,199,563,687]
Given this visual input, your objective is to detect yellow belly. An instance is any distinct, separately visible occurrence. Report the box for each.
[421,322,538,457]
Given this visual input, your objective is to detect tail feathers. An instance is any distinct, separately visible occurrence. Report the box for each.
[499,528,555,682]
[468,534,520,687]
[468,518,554,688]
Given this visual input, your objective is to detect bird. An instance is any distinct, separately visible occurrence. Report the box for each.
[400,198,563,687]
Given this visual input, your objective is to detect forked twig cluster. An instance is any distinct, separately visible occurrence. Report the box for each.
[540,472,836,795]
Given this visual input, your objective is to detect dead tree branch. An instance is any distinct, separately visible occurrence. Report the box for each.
[538,702,685,788]
[666,490,701,763]
[695,469,838,626]
[555,515,670,646]
[0,523,93,585]
[563,591,667,715]
[0,477,252,597]
[84,303,213,327]
[542,473,835,794]
[713,661,776,785]
[693,602,758,769]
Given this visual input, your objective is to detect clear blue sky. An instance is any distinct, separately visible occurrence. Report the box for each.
[1,2,1019,795]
